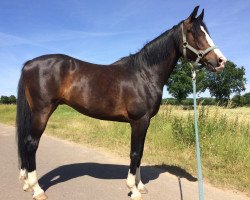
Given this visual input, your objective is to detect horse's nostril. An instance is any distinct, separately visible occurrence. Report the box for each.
[218,57,226,64]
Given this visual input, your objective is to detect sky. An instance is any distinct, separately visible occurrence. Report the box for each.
[0,0,250,98]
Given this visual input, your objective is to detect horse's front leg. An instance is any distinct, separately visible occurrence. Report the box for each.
[127,116,150,200]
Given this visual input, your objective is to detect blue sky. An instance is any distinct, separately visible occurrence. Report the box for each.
[0,0,250,98]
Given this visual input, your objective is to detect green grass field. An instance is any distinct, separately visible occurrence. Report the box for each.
[0,104,249,194]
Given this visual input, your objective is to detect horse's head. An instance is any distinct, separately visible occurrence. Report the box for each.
[181,6,227,72]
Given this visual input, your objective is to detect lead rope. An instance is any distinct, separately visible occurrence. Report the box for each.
[181,21,216,200]
[191,63,204,200]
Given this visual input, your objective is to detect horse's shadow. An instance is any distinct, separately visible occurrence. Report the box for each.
[39,162,197,192]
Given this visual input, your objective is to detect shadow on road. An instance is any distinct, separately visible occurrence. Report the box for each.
[39,162,197,191]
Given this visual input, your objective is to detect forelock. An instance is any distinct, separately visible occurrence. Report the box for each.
[191,19,210,37]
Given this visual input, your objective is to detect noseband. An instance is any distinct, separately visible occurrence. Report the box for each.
[181,23,217,66]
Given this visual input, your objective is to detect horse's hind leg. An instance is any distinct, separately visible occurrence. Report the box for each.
[24,106,55,200]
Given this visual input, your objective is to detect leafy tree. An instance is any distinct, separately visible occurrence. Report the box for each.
[0,96,10,104]
[0,95,17,104]
[203,61,246,103]
[243,92,250,105]
[232,92,250,106]
[166,58,205,102]
[9,95,17,104]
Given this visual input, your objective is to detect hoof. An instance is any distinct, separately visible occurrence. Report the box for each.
[24,187,33,192]
[131,192,142,200]
[131,196,143,200]
[23,184,33,192]
[19,175,26,181]
[138,187,148,194]
[33,192,48,200]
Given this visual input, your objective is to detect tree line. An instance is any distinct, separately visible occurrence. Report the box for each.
[165,59,248,106]
[0,95,17,104]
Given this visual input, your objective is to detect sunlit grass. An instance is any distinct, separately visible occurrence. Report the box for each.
[0,104,249,194]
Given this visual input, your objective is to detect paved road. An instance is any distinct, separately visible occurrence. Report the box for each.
[0,123,248,200]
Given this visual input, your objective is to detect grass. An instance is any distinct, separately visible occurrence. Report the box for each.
[0,104,249,194]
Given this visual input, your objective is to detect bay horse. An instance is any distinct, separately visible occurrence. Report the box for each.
[16,6,227,200]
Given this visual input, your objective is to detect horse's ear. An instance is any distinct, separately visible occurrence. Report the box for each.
[187,6,199,22]
[197,9,204,21]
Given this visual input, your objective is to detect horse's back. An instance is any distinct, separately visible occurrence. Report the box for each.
[21,54,140,121]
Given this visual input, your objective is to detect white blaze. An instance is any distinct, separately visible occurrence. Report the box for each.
[200,26,227,61]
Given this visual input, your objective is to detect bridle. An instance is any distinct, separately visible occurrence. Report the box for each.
[181,23,217,68]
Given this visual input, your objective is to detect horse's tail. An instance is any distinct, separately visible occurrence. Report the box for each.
[16,65,32,169]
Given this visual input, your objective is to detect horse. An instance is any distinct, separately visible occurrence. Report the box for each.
[16,6,227,200]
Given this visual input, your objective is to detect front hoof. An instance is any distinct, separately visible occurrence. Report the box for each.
[131,196,143,200]
[23,184,33,192]
[33,192,48,200]
[24,187,33,192]
[131,192,142,200]
[138,187,148,194]
[137,182,148,194]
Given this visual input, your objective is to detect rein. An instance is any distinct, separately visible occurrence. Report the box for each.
[180,23,217,200]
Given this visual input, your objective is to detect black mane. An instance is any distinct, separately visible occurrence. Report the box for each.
[114,19,209,68]
[114,22,182,67]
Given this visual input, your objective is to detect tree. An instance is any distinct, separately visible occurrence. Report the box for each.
[243,92,250,105]
[0,95,17,104]
[9,95,17,104]
[232,92,250,107]
[0,96,10,104]
[166,58,205,102]
[203,61,246,103]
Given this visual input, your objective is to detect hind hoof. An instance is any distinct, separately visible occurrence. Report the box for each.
[33,192,48,200]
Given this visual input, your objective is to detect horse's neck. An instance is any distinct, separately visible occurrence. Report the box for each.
[138,29,181,91]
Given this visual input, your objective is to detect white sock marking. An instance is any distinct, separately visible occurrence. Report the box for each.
[28,170,44,197]
[19,169,27,180]
[127,169,143,199]
[127,170,136,188]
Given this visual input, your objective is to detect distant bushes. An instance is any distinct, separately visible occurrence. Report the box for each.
[0,95,16,104]
[162,93,250,107]
[161,97,217,106]
[231,92,250,107]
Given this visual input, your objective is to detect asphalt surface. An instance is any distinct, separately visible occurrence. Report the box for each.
[0,123,248,200]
